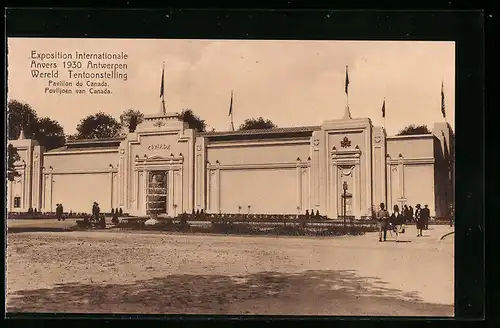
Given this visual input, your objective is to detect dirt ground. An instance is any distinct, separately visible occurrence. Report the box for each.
[6,220,454,316]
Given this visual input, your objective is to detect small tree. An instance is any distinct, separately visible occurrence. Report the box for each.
[120,109,144,133]
[7,100,65,150]
[179,109,206,132]
[238,117,277,130]
[33,117,66,150]
[74,112,122,139]
[7,100,38,140]
[397,124,431,136]
[7,144,21,181]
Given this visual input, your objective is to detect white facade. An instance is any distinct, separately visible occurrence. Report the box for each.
[7,112,454,219]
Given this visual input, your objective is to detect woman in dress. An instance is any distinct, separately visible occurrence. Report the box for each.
[390,205,403,242]
[415,204,424,237]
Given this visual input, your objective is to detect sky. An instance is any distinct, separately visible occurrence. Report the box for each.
[7,38,455,136]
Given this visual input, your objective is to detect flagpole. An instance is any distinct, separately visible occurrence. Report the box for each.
[229,90,235,131]
[346,65,349,109]
[343,65,352,119]
[383,98,386,132]
[441,80,447,126]
[161,61,166,115]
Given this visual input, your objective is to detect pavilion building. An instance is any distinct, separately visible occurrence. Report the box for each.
[7,108,454,219]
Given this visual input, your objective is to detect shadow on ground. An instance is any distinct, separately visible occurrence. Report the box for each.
[7,227,73,233]
[7,269,453,316]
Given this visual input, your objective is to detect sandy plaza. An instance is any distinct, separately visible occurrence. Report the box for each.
[6,219,454,316]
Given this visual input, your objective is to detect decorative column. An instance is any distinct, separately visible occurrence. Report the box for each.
[32,151,40,210]
[20,169,25,210]
[195,142,204,210]
[143,169,148,213]
[49,168,53,213]
[216,161,221,213]
[331,148,338,218]
[296,157,302,211]
[168,168,175,216]
[355,151,362,217]
[179,159,184,213]
[386,155,392,210]
[118,148,125,207]
[41,168,46,211]
[135,169,140,210]
[109,170,114,210]
[311,138,321,209]
[398,154,405,199]
[206,163,212,212]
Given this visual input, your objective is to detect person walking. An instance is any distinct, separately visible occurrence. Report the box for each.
[376,203,390,242]
[60,203,65,221]
[55,204,61,221]
[415,204,424,237]
[390,205,403,242]
[421,204,431,232]
[402,205,410,233]
[112,208,119,225]
[409,205,414,223]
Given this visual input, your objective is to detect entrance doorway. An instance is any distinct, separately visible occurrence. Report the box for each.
[146,171,168,215]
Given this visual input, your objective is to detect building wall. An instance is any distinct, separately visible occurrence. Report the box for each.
[386,135,435,159]
[386,135,436,216]
[49,173,112,213]
[218,168,298,214]
[40,150,119,213]
[205,140,311,214]
[7,116,453,219]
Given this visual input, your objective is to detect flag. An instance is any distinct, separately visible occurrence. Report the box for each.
[381,99,386,118]
[160,64,165,98]
[228,90,233,116]
[441,81,446,119]
[345,66,349,95]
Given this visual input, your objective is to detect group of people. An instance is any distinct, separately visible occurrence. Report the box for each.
[55,203,65,221]
[91,202,101,223]
[375,202,431,242]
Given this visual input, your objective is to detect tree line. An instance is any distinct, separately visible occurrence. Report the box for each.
[7,99,281,151]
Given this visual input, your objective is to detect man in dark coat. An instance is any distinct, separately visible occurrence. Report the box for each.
[421,204,431,232]
[55,204,60,221]
[376,203,390,242]
[60,203,65,221]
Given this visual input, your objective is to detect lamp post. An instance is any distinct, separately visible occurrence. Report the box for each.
[342,181,348,230]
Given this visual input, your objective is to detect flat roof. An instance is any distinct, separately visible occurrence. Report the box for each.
[200,126,321,137]
[386,133,435,140]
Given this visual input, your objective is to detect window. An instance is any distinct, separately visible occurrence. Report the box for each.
[14,197,21,208]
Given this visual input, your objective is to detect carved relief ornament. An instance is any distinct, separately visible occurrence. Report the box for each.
[339,165,355,177]
[340,136,351,148]
[153,121,166,127]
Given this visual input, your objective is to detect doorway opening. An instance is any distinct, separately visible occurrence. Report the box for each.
[146,171,168,215]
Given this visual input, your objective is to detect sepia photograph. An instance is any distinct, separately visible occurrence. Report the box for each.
[6,37,455,316]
